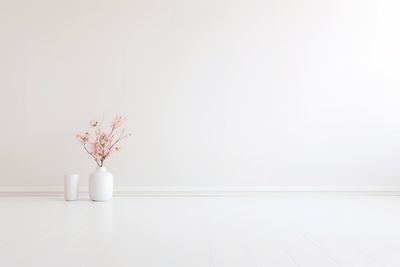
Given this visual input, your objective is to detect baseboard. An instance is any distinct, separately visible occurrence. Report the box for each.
[1,186,400,196]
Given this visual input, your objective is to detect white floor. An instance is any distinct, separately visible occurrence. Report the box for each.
[1,194,400,267]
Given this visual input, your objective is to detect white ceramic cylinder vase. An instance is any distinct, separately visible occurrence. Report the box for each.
[89,167,113,201]
[64,174,79,201]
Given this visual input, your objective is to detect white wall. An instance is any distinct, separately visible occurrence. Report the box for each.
[1,0,400,188]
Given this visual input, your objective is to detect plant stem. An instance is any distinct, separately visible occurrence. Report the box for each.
[83,144,101,167]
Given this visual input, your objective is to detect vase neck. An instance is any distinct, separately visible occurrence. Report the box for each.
[96,167,107,172]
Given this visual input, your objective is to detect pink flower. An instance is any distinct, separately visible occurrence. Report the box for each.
[98,133,110,144]
[76,132,89,144]
[111,115,126,129]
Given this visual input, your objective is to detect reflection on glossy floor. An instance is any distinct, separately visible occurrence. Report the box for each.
[1,195,399,267]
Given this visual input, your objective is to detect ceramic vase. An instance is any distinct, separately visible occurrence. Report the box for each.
[64,174,79,201]
[89,167,113,201]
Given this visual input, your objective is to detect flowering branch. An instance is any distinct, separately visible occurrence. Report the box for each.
[76,115,130,167]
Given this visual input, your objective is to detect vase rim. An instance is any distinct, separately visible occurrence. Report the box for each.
[96,167,107,171]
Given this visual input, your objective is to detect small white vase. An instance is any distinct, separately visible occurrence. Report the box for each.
[64,174,79,201]
[89,167,113,201]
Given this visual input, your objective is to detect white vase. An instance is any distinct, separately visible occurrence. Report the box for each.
[64,174,79,201]
[89,167,113,201]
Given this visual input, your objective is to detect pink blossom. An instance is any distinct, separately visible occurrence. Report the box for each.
[111,115,126,129]
[76,132,89,144]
